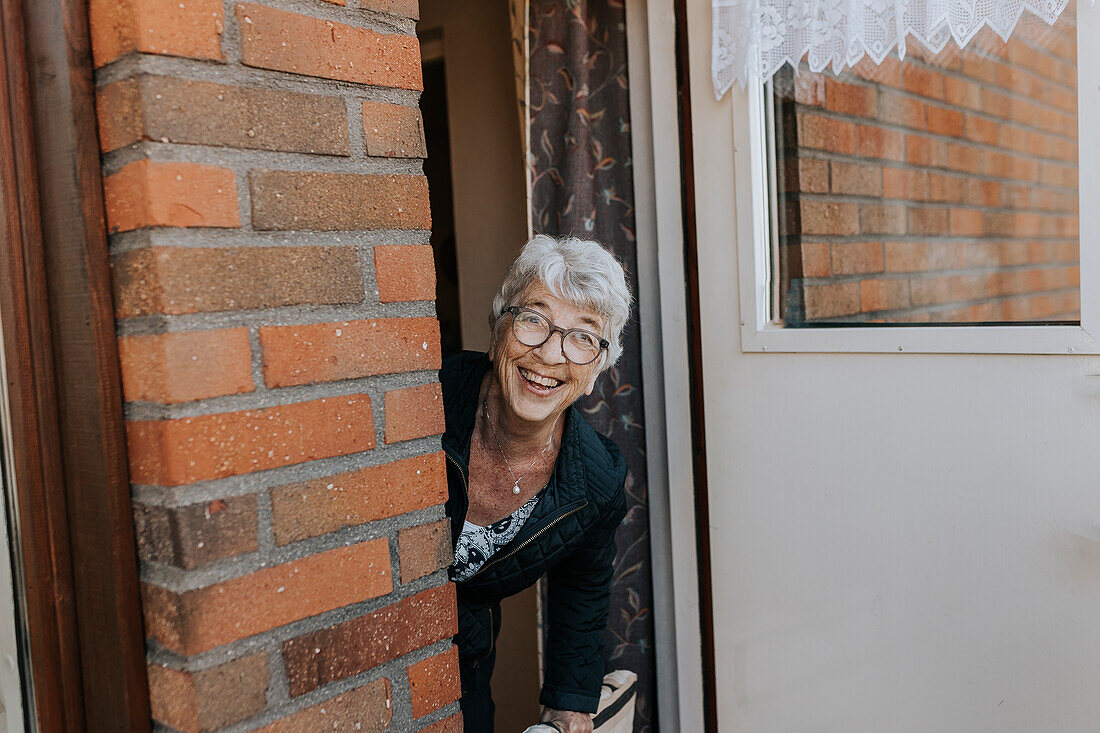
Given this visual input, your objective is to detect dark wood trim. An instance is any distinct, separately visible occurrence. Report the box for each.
[0,0,151,729]
[670,0,718,730]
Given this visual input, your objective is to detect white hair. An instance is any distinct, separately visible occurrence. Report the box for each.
[490,235,633,369]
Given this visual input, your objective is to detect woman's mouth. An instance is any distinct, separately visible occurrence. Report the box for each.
[518,366,563,394]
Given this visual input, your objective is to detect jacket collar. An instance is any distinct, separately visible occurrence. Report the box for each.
[441,351,588,505]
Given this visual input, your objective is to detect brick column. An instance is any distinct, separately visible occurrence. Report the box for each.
[89,1,459,730]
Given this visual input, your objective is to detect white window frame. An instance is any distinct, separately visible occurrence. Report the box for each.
[733,1,1100,354]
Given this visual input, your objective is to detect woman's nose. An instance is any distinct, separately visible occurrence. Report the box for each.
[534,331,568,364]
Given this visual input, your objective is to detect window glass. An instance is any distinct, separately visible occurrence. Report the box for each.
[769,10,1079,325]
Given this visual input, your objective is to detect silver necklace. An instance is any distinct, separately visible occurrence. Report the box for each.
[481,398,553,495]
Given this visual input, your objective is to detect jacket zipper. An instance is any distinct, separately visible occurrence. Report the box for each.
[465,501,588,581]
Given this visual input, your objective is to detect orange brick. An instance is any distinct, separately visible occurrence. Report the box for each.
[797,115,854,154]
[103,160,239,233]
[906,135,946,167]
[236,4,422,90]
[901,65,944,100]
[949,208,984,236]
[859,204,907,235]
[252,680,392,733]
[831,241,883,275]
[362,100,427,158]
[943,76,981,109]
[925,105,964,137]
[259,317,441,388]
[375,244,437,302]
[830,161,882,197]
[944,143,982,175]
[793,74,826,107]
[928,173,967,204]
[118,329,254,404]
[385,383,444,444]
[908,206,948,235]
[408,647,461,719]
[398,519,453,583]
[270,453,447,546]
[880,90,925,129]
[855,124,904,161]
[142,540,392,654]
[909,276,952,306]
[89,0,224,67]
[126,395,375,485]
[420,715,463,733]
[860,278,910,312]
[361,0,420,18]
[825,78,877,117]
[964,116,998,145]
[791,158,828,193]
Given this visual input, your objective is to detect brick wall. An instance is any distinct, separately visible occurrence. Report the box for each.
[89,1,460,730]
[776,13,1079,324]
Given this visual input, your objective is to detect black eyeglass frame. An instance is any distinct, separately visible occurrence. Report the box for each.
[502,306,610,365]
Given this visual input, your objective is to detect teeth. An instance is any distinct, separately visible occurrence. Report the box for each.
[520,367,562,388]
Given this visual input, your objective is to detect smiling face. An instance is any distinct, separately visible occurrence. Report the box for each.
[490,281,606,426]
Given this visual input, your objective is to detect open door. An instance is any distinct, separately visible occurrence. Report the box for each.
[681,1,1100,730]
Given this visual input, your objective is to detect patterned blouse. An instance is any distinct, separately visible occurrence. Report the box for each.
[450,492,542,582]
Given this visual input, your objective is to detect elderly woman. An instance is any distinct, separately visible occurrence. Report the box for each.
[440,235,631,733]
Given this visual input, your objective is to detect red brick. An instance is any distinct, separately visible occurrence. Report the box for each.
[906,135,946,167]
[790,158,828,193]
[831,241,883,275]
[398,519,453,583]
[944,143,982,175]
[96,76,350,156]
[133,497,258,568]
[112,246,363,317]
[925,105,965,137]
[855,124,904,161]
[884,241,930,272]
[859,204,907,235]
[964,116,998,145]
[797,115,854,154]
[880,90,925,128]
[800,242,830,277]
[253,680,392,732]
[375,244,437,302]
[103,160,239,233]
[860,278,910,312]
[250,170,430,231]
[883,168,928,200]
[283,583,458,696]
[793,74,826,107]
[799,201,859,236]
[126,395,374,485]
[943,76,981,109]
[825,78,877,117]
[901,65,944,100]
[270,452,447,546]
[118,329,253,404]
[928,173,967,204]
[408,647,461,719]
[362,101,427,158]
[909,276,952,306]
[949,208,984,236]
[148,653,269,732]
[385,383,444,444]
[259,317,441,388]
[803,282,860,319]
[236,4,422,90]
[89,0,224,67]
[142,539,392,654]
[829,161,882,197]
[908,207,948,235]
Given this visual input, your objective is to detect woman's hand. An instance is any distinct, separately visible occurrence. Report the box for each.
[540,707,594,733]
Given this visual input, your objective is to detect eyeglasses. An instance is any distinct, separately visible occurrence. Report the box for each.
[503,306,609,365]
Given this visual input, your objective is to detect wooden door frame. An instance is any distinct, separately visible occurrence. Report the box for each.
[0,0,150,730]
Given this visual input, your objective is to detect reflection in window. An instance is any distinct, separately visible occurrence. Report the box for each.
[770,9,1079,325]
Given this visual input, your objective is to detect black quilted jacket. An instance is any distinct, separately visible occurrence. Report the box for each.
[441,351,628,714]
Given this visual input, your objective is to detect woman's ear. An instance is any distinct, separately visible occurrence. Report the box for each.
[584,372,599,396]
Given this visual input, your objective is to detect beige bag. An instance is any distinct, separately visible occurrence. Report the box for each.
[523,670,637,733]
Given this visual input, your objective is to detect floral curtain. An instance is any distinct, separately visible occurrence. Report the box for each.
[524,1,660,730]
[713,0,1087,95]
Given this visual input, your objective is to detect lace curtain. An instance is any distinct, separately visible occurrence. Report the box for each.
[713,0,1083,97]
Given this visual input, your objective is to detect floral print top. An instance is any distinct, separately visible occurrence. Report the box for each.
[450,492,541,582]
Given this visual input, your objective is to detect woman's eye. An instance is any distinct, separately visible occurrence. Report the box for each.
[573,332,598,347]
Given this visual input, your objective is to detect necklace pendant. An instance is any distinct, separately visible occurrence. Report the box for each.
[512,481,521,495]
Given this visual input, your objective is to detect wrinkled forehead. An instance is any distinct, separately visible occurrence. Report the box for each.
[516,281,605,332]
